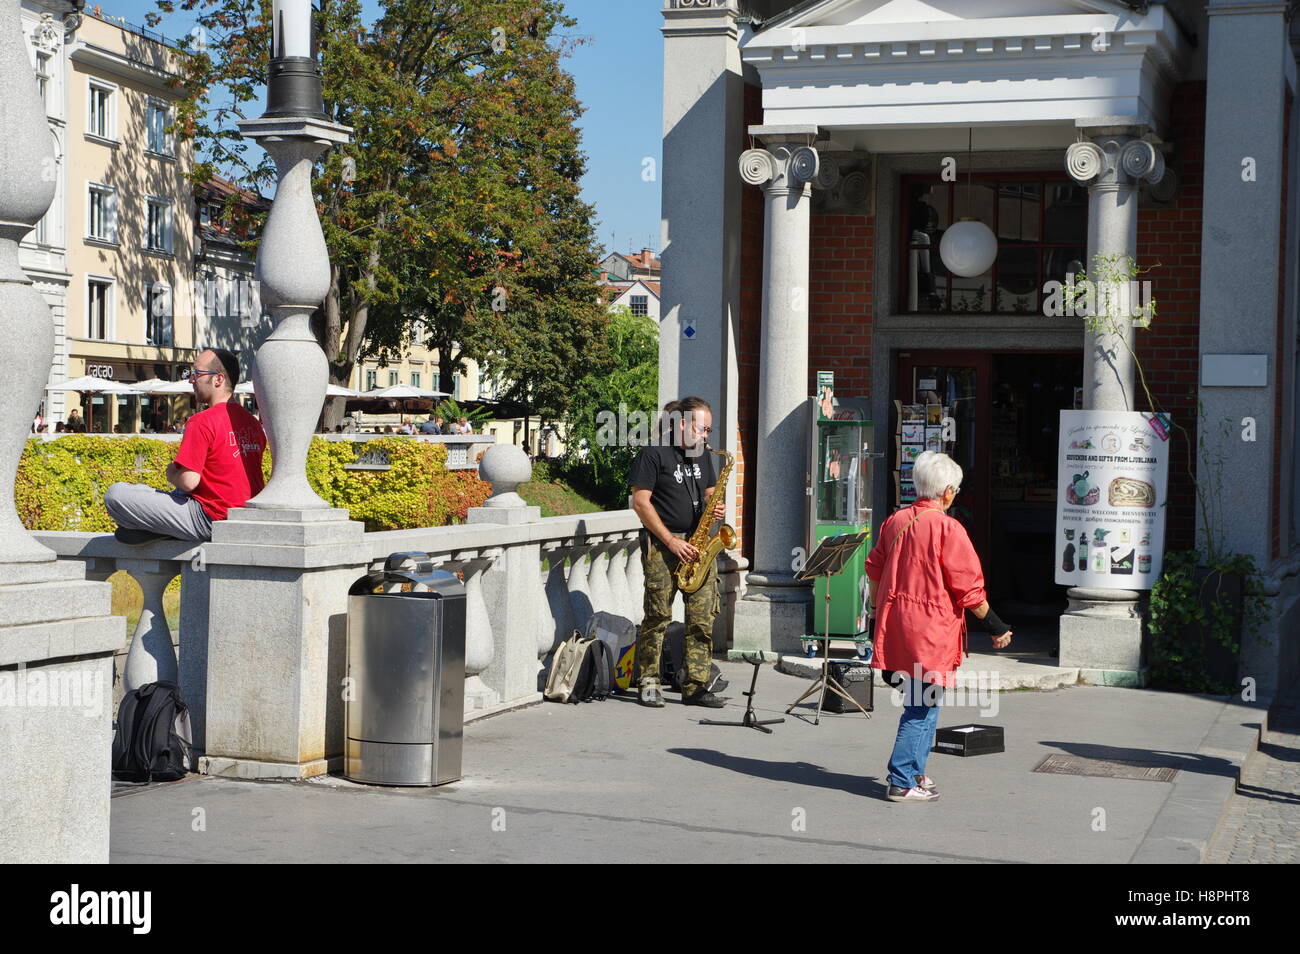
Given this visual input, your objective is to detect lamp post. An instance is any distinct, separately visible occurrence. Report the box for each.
[238,0,350,509]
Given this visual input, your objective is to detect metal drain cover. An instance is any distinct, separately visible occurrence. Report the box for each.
[1033,754,1179,782]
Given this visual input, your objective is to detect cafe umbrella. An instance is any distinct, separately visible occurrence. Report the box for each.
[361,384,450,427]
[44,376,141,430]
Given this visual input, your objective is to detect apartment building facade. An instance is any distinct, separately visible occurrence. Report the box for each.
[22,3,196,432]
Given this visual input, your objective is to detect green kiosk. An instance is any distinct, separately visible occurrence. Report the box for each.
[808,385,874,640]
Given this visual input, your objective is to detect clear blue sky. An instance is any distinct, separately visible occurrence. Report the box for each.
[98,0,664,258]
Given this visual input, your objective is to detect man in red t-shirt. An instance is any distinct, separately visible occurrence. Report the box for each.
[106,349,267,543]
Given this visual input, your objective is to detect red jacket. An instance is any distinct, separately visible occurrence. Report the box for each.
[865,499,988,688]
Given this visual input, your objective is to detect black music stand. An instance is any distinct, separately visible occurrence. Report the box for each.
[786,532,871,725]
[699,653,784,733]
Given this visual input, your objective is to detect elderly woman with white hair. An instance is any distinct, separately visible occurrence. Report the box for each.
[865,451,1012,803]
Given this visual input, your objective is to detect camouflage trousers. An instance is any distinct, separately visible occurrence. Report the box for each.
[635,533,719,695]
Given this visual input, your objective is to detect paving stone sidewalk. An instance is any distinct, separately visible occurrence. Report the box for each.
[110,662,1262,864]
[1204,689,1300,864]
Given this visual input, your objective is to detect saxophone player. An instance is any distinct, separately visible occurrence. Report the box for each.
[629,396,727,709]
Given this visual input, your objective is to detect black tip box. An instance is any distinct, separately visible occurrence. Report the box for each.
[931,723,1004,757]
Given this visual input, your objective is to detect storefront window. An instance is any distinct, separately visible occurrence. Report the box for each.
[901,175,1086,315]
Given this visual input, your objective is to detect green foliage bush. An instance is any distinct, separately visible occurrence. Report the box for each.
[18,436,492,533]
[1147,549,1268,694]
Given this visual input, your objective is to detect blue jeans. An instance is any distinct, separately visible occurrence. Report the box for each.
[886,680,944,789]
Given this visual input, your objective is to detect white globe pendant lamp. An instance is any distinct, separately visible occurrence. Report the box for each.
[940,218,998,278]
[939,129,997,278]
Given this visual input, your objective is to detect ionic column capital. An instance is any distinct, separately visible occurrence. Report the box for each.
[1066,138,1166,188]
[738,145,820,192]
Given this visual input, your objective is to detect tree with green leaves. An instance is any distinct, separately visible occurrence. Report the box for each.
[151,0,612,427]
[561,305,659,506]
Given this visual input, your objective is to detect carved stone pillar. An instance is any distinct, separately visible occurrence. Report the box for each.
[0,0,122,862]
[732,127,820,656]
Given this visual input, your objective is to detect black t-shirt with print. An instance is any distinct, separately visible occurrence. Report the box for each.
[629,443,717,534]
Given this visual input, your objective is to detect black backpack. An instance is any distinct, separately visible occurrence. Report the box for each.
[572,638,615,703]
[112,681,194,783]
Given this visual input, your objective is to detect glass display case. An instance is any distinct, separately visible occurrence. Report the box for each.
[807,395,873,637]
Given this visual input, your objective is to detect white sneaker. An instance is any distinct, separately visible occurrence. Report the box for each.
[886,784,940,802]
[915,774,938,792]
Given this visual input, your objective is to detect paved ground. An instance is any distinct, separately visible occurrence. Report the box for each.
[109,659,1263,864]
[1204,688,1300,864]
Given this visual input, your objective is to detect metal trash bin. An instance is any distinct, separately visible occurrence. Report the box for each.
[345,552,466,786]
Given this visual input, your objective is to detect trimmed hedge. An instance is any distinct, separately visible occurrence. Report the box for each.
[18,435,492,533]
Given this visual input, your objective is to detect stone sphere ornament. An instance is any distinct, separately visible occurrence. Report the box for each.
[939,218,998,278]
[480,443,532,508]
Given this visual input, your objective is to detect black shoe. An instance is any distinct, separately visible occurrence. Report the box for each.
[114,527,172,545]
[711,677,729,693]
[682,689,726,708]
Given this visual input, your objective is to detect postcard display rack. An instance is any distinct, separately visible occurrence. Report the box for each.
[893,398,953,508]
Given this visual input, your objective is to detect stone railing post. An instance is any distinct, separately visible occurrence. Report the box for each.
[468,445,544,713]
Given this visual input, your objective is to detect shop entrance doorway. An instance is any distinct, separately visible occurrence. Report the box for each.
[894,350,1082,614]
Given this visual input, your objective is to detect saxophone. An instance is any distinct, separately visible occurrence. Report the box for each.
[674,445,737,593]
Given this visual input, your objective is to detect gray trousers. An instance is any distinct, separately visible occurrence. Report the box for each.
[105,482,214,542]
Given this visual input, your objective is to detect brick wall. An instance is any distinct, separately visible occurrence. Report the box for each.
[809,214,875,397]
[1135,81,1206,552]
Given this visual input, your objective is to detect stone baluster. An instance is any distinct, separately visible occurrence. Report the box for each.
[605,537,634,626]
[449,551,499,712]
[119,562,180,690]
[541,540,576,655]
[566,538,596,634]
[586,538,616,616]
[626,538,645,627]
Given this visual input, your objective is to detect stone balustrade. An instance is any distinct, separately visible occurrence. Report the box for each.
[32,504,745,757]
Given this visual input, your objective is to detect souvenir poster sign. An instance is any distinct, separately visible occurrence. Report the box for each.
[1055,411,1170,590]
